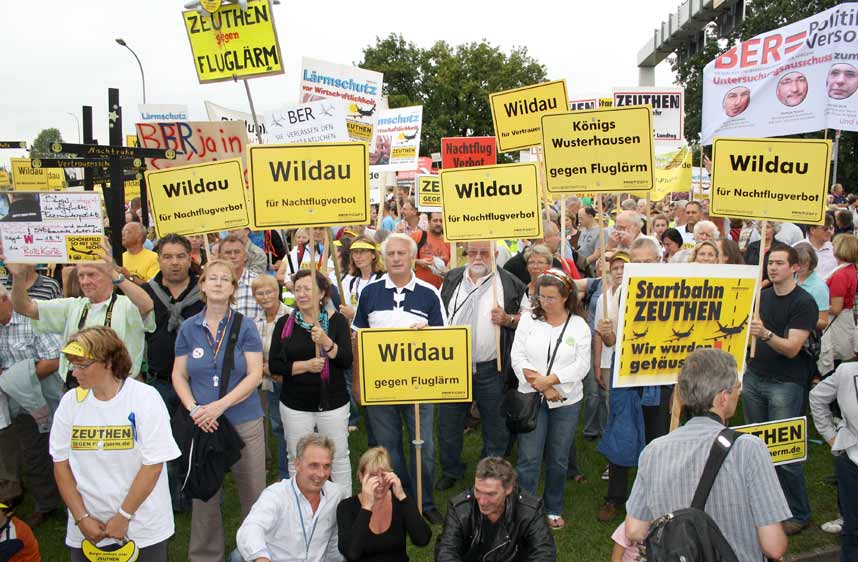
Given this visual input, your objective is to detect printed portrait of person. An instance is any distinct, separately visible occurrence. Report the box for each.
[722,86,751,117]
[776,71,808,107]
[827,63,858,100]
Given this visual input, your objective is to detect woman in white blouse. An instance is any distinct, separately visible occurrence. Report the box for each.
[511,268,591,530]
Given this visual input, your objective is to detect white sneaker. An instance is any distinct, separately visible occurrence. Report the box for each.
[821,517,843,534]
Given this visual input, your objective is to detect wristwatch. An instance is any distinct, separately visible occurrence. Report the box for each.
[112,273,126,286]
[761,329,773,342]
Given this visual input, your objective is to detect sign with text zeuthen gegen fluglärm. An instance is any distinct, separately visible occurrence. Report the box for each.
[247,142,370,229]
[710,137,831,225]
[440,162,542,242]
[358,327,472,405]
[541,106,655,193]
[183,0,283,83]
[489,80,568,152]
[144,158,250,237]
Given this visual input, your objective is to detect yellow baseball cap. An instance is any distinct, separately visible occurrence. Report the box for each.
[62,341,93,359]
[349,241,377,251]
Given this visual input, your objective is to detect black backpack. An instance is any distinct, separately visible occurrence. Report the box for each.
[644,428,741,562]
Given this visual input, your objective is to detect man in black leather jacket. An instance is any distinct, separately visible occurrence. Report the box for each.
[435,457,556,562]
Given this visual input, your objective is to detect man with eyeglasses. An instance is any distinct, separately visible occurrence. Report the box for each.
[219,234,262,320]
[795,215,836,279]
[436,241,527,491]
[606,211,643,251]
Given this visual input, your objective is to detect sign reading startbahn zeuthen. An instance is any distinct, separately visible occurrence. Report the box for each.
[182,0,283,84]
[358,327,472,405]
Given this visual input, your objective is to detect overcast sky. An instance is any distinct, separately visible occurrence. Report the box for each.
[0,0,680,168]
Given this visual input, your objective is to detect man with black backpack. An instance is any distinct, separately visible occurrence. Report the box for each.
[624,348,789,562]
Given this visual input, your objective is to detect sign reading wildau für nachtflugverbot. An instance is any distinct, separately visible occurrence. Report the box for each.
[439,163,543,241]
[247,142,370,229]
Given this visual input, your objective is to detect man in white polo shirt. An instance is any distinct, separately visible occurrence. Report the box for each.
[352,233,447,524]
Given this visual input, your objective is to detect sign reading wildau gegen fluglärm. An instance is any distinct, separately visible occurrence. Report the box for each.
[183,0,283,83]
[358,327,472,405]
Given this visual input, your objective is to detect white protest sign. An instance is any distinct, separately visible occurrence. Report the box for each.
[204,101,265,143]
[0,192,105,263]
[369,106,423,172]
[613,87,684,142]
[702,3,858,144]
[300,57,383,143]
[265,100,349,144]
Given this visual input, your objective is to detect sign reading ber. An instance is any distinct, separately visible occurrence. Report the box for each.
[541,106,655,193]
[440,163,542,241]
[358,327,472,405]
[710,138,831,225]
[416,174,441,213]
[733,416,807,466]
[441,137,497,169]
[489,80,568,153]
[182,0,283,83]
[248,142,370,229]
[145,158,250,237]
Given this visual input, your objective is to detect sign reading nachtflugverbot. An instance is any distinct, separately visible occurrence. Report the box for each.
[613,87,684,142]
[247,142,370,229]
[710,137,831,225]
[612,263,759,389]
[702,3,858,144]
[540,106,655,193]
[145,158,250,237]
[358,327,472,405]
[489,80,568,152]
[440,163,542,241]
[182,0,283,83]
[440,137,497,169]
[0,192,104,263]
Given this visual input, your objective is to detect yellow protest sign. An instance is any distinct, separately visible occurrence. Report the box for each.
[652,145,692,200]
[248,142,370,229]
[733,417,807,466]
[358,327,472,405]
[65,235,104,262]
[599,98,613,109]
[440,163,542,241]
[489,80,568,152]
[182,0,284,84]
[416,174,441,213]
[10,158,64,191]
[125,134,138,148]
[82,539,138,562]
[124,179,141,203]
[541,106,655,194]
[612,263,758,388]
[145,158,250,237]
[0,170,10,188]
[710,138,831,225]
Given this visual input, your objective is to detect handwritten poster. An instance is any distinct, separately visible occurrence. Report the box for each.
[0,192,105,263]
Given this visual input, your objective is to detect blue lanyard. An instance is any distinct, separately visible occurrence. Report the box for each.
[291,478,319,561]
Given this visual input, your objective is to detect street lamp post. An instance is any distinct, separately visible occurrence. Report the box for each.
[66,112,81,142]
[115,38,147,104]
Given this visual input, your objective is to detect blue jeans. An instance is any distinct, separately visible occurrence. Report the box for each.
[517,399,582,516]
[837,454,858,562]
[582,363,607,437]
[742,370,811,523]
[266,380,288,480]
[343,368,360,427]
[366,403,436,512]
[438,361,510,480]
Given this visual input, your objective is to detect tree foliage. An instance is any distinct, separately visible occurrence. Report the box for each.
[30,128,64,158]
[359,35,548,160]
[672,0,858,188]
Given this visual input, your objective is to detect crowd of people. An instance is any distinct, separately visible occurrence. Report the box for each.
[0,187,857,562]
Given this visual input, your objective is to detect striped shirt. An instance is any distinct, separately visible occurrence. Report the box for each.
[0,311,61,370]
[627,416,791,562]
[233,269,262,322]
[2,273,61,301]
[352,273,446,329]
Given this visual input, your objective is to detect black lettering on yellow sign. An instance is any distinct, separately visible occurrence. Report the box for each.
[268,160,351,182]
[729,154,809,175]
[503,96,559,117]
[71,425,134,450]
[374,375,463,390]
[378,341,454,362]
[187,3,270,33]
[454,180,521,198]
[733,417,807,465]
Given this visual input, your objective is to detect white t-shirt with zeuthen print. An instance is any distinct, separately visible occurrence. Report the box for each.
[49,377,181,549]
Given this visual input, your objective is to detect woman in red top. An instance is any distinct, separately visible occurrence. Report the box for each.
[822,234,858,374]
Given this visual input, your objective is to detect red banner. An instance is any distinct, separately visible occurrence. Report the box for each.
[441,136,496,169]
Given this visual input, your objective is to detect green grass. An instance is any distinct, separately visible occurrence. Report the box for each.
[24,403,839,561]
